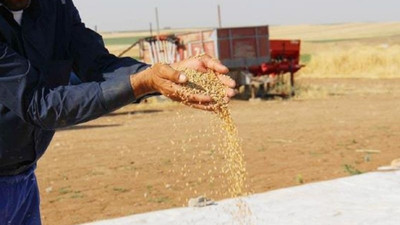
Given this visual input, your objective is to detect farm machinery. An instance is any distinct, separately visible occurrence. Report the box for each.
[121,25,304,99]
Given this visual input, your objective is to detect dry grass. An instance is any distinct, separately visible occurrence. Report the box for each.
[107,45,138,56]
[269,22,400,79]
[107,45,140,59]
[300,44,400,78]
[270,22,400,41]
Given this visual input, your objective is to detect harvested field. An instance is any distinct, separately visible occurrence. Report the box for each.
[269,22,400,42]
[270,22,400,79]
[34,22,400,224]
[37,78,400,225]
[299,43,400,78]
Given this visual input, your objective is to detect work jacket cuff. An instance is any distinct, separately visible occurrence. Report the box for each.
[99,74,136,112]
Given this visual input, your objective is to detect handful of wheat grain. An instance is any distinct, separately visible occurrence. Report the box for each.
[176,67,247,198]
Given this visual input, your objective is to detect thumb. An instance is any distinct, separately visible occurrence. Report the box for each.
[177,73,188,84]
[156,64,187,84]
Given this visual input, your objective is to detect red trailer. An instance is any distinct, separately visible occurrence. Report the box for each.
[175,26,270,69]
[135,25,303,98]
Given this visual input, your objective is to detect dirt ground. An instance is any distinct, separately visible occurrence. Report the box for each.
[36,78,400,225]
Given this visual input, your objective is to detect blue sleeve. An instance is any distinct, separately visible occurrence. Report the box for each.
[68,1,150,84]
[0,42,136,130]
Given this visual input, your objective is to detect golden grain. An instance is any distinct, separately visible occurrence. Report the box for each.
[176,67,248,198]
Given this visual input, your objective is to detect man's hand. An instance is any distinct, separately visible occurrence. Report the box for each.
[130,54,236,110]
[170,54,236,100]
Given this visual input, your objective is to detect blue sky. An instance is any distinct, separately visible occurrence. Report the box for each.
[73,0,400,32]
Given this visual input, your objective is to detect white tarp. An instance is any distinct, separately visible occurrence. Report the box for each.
[81,170,400,225]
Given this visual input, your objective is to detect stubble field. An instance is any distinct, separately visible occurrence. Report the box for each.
[36,22,400,225]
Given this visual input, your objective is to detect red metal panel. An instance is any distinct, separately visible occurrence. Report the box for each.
[176,30,214,43]
[216,26,269,61]
[203,41,216,58]
[231,27,256,37]
[189,41,216,58]
[217,29,229,38]
[218,40,231,60]
[189,43,202,56]
[270,40,301,64]
[258,37,269,57]
[232,38,257,58]
[217,26,269,38]
[176,30,216,58]
[257,26,269,35]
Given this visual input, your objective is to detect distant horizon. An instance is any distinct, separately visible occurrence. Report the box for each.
[99,21,400,34]
[74,0,400,32]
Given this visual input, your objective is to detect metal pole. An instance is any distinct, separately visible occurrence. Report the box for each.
[217,5,222,28]
[155,7,160,37]
[150,22,153,37]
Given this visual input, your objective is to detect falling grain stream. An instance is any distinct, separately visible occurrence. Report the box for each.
[176,66,253,224]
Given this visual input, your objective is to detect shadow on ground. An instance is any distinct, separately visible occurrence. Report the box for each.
[58,124,121,131]
[105,109,164,117]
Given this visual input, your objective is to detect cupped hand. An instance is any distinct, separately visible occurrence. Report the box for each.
[171,54,236,99]
[130,55,236,111]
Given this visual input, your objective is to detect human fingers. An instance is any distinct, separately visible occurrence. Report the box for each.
[226,87,236,98]
[184,102,215,111]
[201,55,229,74]
[154,64,188,84]
[161,82,213,104]
[218,74,236,88]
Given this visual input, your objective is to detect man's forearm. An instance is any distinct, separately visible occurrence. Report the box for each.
[0,41,139,130]
[129,68,156,99]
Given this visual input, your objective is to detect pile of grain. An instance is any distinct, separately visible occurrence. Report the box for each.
[176,67,247,197]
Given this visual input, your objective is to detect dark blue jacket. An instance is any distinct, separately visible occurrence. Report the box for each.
[0,0,148,175]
